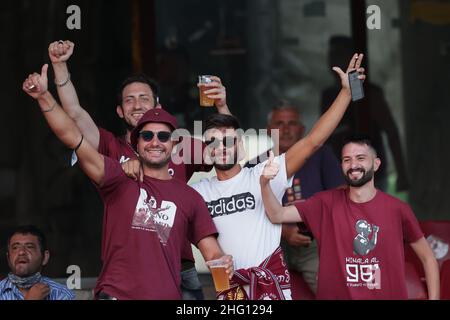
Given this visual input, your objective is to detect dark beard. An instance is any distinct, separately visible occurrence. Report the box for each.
[213,149,238,171]
[214,163,237,171]
[344,167,375,187]
[141,154,171,169]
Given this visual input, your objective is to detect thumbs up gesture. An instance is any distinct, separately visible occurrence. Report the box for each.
[22,64,49,99]
[261,151,279,184]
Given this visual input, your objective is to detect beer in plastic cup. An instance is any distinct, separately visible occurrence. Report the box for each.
[207,258,230,292]
[198,75,215,107]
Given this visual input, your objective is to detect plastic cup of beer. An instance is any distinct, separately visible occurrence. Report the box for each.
[207,258,230,292]
[198,75,215,107]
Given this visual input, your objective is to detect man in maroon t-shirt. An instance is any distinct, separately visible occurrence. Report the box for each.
[260,135,440,299]
[23,69,233,299]
[48,40,231,299]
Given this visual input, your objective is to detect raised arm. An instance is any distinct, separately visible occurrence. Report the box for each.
[23,64,105,185]
[285,53,365,178]
[49,40,100,149]
[260,152,303,224]
[410,237,440,300]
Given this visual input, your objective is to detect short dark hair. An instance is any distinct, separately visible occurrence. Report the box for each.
[204,114,242,132]
[117,73,159,106]
[7,225,48,255]
[342,134,378,157]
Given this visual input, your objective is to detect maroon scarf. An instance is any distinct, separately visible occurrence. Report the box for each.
[218,247,291,300]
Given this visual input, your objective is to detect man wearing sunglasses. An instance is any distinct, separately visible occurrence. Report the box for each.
[47,40,231,300]
[23,70,233,299]
[191,53,366,300]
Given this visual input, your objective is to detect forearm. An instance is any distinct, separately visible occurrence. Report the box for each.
[36,91,82,149]
[52,62,82,117]
[423,257,440,300]
[260,179,285,224]
[286,88,351,177]
[198,236,225,261]
[216,104,231,115]
[52,62,100,149]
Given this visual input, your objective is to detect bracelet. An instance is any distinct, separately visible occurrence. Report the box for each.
[42,101,57,113]
[73,135,84,152]
[55,73,71,87]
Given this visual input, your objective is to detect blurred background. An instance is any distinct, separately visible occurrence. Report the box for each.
[0,0,449,283]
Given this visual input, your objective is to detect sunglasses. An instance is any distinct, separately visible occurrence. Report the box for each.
[139,131,172,143]
[204,136,237,148]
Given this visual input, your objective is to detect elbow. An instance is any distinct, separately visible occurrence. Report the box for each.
[68,108,84,122]
[305,135,323,154]
[310,140,323,153]
[267,212,283,224]
[59,128,81,148]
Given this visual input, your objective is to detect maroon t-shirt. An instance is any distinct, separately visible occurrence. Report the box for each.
[95,157,217,299]
[98,127,212,262]
[294,188,423,300]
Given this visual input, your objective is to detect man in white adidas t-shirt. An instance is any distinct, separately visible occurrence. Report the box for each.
[192,52,366,300]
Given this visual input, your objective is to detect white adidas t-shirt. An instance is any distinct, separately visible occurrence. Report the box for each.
[191,154,292,270]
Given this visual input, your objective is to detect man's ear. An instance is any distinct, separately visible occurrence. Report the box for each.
[116,105,124,119]
[42,250,50,267]
[374,157,381,172]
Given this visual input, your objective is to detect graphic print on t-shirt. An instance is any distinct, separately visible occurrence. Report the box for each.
[344,219,381,290]
[131,189,177,245]
[353,219,380,256]
[206,192,256,218]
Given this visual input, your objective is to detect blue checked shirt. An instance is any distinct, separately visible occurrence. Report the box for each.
[0,276,75,300]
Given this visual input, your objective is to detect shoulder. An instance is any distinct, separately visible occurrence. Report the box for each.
[103,156,127,179]
[172,178,204,197]
[315,188,345,202]
[98,127,114,137]
[190,177,215,192]
[0,277,9,290]
[377,190,410,209]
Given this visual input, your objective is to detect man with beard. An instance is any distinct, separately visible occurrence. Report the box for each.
[0,226,74,300]
[260,135,440,299]
[245,103,345,295]
[22,67,233,300]
[191,53,366,300]
[48,40,230,300]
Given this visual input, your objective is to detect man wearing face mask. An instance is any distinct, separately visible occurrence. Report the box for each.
[0,225,75,300]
